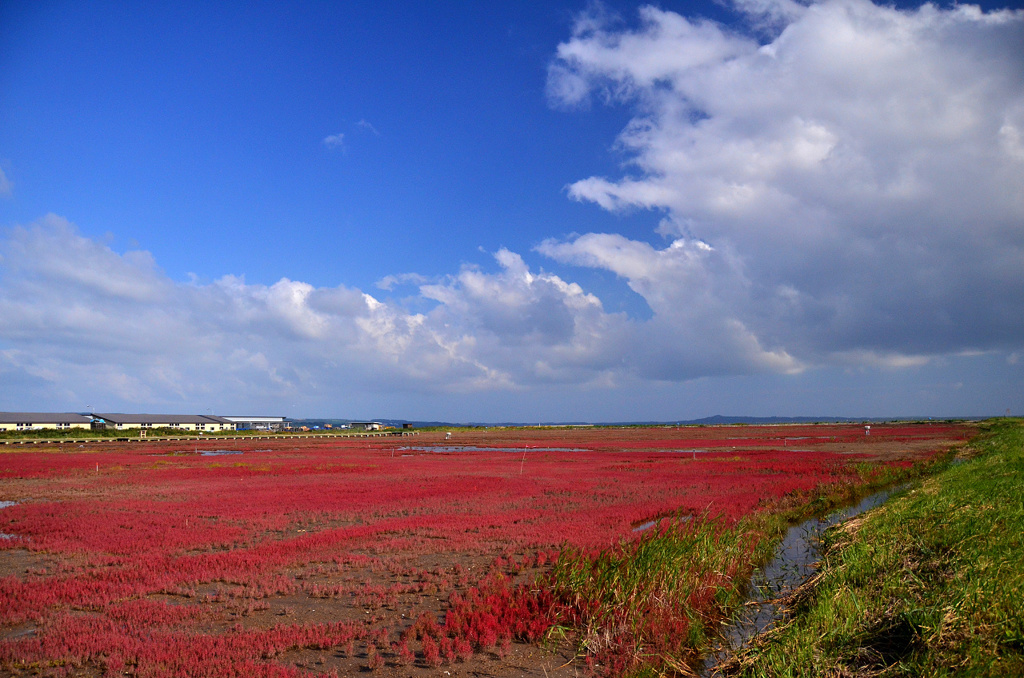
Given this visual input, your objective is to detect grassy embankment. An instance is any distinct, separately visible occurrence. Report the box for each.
[542,444,956,677]
[728,418,1024,677]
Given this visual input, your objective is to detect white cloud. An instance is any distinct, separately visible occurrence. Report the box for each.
[831,350,932,370]
[0,218,634,410]
[418,248,635,384]
[376,272,429,291]
[538,233,801,379]
[3,215,167,303]
[547,0,1024,366]
[322,133,345,149]
[356,119,380,135]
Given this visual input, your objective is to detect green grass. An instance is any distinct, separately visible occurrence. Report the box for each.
[729,419,1024,677]
[548,515,758,674]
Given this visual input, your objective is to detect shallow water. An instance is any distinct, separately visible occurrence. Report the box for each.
[198,450,243,456]
[632,515,693,532]
[0,501,22,540]
[397,446,587,453]
[699,485,906,676]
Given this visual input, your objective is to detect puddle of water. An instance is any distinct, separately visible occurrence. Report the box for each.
[398,446,587,453]
[699,485,906,676]
[1,501,24,539]
[160,449,268,457]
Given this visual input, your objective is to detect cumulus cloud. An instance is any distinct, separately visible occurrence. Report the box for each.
[418,249,635,384]
[547,0,1024,366]
[538,234,801,378]
[0,217,636,409]
[0,215,807,412]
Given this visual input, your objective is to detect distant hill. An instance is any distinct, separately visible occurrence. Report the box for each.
[288,415,981,429]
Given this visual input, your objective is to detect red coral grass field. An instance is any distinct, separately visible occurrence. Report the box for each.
[0,424,969,677]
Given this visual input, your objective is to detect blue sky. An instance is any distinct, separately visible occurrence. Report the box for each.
[1,0,1023,421]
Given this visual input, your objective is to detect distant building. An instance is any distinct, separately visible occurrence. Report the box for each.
[220,416,290,431]
[92,414,237,432]
[349,421,382,431]
[0,412,93,432]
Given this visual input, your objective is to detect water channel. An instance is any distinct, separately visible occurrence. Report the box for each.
[698,484,908,676]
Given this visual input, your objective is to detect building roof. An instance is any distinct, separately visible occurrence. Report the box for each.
[92,413,233,425]
[220,416,287,423]
[0,412,93,424]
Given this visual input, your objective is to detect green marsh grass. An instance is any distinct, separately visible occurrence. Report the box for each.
[728,419,1024,677]
[548,515,757,675]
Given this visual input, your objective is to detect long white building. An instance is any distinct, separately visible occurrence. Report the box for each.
[0,412,93,431]
[0,412,241,432]
[91,414,237,432]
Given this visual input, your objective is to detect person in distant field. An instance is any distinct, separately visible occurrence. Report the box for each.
[445,432,452,440]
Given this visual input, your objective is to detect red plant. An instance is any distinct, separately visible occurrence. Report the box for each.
[0,424,967,676]
[421,636,441,667]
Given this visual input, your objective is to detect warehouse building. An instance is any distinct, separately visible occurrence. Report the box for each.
[90,414,237,432]
[0,412,93,432]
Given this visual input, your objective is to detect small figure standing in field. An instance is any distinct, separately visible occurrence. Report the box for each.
[445,432,452,440]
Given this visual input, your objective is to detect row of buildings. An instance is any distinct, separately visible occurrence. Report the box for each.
[0,413,387,433]
[0,413,289,432]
